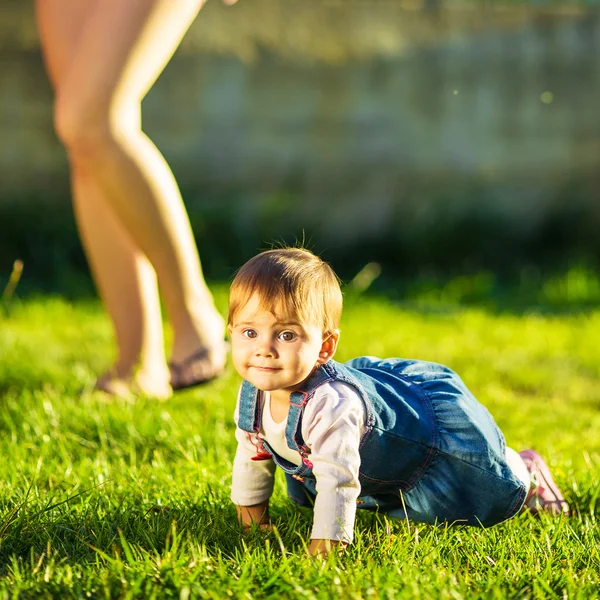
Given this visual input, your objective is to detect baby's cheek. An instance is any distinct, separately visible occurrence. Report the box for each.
[231,351,244,371]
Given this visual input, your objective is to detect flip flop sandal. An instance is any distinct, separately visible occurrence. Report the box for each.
[169,344,228,391]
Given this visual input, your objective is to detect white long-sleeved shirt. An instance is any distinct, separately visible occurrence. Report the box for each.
[231,380,366,543]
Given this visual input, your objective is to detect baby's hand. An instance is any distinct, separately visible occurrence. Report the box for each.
[242,522,273,533]
[308,539,346,558]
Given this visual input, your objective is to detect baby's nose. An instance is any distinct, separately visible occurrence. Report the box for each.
[256,340,276,356]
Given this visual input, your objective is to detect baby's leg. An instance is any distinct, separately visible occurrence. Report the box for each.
[507,447,570,516]
[505,447,531,488]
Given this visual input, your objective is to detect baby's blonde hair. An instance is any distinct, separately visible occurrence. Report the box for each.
[228,248,343,334]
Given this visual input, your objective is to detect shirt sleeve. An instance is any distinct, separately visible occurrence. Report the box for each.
[301,381,365,544]
[230,388,276,506]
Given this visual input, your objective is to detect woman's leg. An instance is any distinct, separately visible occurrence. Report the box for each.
[39,0,226,391]
[36,0,171,397]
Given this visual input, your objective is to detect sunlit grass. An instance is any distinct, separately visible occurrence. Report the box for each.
[1,281,599,598]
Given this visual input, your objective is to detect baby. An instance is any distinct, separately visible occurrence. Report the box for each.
[228,248,569,555]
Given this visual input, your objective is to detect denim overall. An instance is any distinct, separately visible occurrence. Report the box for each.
[236,357,527,527]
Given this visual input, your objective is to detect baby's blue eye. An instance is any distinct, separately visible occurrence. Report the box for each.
[242,329,258,339]
[279,331,296,342]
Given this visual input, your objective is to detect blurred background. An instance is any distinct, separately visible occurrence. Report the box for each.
[1,0,599,302]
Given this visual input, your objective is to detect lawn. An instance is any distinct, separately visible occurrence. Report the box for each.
[0,283,599,599]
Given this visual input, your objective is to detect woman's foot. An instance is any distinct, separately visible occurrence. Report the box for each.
[95,368,172,401]
[169,343,227,390]
[169,310,227,391]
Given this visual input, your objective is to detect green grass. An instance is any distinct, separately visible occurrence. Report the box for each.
[1,284,599,599]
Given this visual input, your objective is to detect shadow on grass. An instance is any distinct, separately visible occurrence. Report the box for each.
[0,502,239,570]
[0,486,414,568]
[1,479,597,575]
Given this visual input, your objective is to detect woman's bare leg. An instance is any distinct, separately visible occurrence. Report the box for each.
[73,173,172,397]
[36,0,171,397]
[37,0,226,392]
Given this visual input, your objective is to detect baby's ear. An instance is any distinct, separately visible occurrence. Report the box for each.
[317,330,340,364]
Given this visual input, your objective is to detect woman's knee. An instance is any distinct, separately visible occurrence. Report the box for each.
[53,92,128,159]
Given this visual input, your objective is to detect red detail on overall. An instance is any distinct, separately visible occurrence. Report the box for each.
[251,452,272,461]
[246,431,271,461]
[302,458,314,469]
[290,391,310,407]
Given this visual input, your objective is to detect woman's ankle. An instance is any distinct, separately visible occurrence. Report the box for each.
[170,309,226,365]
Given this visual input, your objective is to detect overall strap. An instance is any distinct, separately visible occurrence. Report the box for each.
[236,377,313,475]
[285,363,338,461]
[236,380,271,460]
[237,363,354,478]
[237,379,261,432]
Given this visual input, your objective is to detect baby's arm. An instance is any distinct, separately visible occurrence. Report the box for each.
[303,382,365,554]
[231,398,276,529]
[236,502,271,529]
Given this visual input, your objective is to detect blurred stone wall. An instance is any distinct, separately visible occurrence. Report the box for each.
[1,1,599,277]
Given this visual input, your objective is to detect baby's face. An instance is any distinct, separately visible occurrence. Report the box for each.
[228,294,328,400]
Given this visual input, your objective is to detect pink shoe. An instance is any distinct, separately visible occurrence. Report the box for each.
[519,450,570,517]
